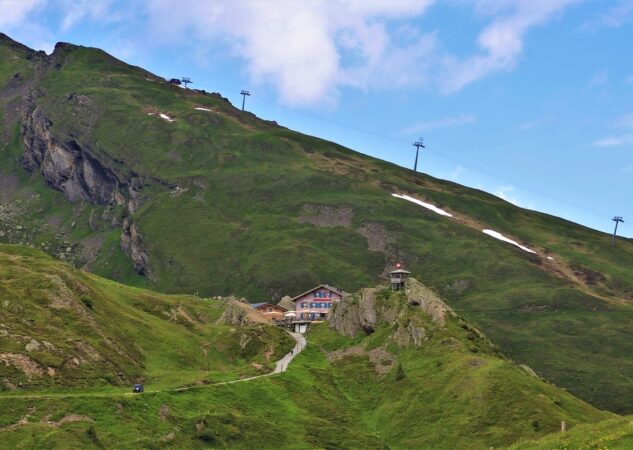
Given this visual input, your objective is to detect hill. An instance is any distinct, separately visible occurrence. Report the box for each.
[1,33,633,413]
[0,256,612,448]
[0,243,293,392]
[509,416,633,449]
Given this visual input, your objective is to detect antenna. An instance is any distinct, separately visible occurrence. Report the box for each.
[181,77,192,88]
[412,138,425,173]
[240,90,251,111]
[612,216,624,245]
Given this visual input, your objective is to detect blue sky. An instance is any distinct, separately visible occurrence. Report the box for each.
[2,0,632,237]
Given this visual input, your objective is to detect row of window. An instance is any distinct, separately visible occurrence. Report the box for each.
[313,291,334,298]
[300,302,333,309]
[301,313,327,319]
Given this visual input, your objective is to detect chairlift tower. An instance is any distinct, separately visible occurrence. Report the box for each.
[612,216,624,245]
[240,90,251,111]
[412,139,425,173]
[181,77,192,88]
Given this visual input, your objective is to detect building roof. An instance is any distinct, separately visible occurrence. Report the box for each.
[290,284,347,302]
[389,269,411,274]
[250,302,287,312]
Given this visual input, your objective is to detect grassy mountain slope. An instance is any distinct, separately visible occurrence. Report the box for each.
[0,268,612,449]
[510,416,633,449]
[1,34,633,412]
[0,243,293,392]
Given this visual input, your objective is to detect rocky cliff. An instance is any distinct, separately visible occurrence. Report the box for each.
[329,278,489,349]
[4,39,155,276]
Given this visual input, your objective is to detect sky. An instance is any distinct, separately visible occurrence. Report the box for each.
[1,0,632,237]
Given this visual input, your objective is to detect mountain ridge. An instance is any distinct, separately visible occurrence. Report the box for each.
[1,34,633,413]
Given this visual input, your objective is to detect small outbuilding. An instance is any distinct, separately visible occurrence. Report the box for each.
[390,266,411,291]
[250,302,287,322]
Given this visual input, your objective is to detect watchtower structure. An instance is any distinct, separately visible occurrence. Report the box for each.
[390,265,411,291]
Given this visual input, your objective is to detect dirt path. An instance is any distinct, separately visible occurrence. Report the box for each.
[0,331,307,400]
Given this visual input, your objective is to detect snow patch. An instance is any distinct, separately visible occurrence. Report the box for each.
[391,194,453,218]
[547,256,554,261]
[159,113,174,122]
[195,107,213,112]
[482,229,536,254]
[147,112,154,116]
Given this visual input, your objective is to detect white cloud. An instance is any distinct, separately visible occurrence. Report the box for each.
[591,134,633,147]
[494,185,522,206]
[0,0,582,106]
[622,164,633,173]
[614,113,633,129]
[145,0,435,106]
[440,0,578,92]
[627,74,633,83]
[400,114,475,135]
[580,0,633,30]
[443,165,466,182]
[0,0,43,29]
[586,69,609,89]
[144,0,579,104]
[516,115,555,131]
[59,0,115,32]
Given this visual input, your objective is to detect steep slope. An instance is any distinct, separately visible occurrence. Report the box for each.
[0,243,293,391]
[509,416,633,449]
[0,274,612,449]
[1,34,633,412]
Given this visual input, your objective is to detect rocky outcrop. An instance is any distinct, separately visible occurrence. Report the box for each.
[20,103,152,278]
[22,106,124,205]
[297,204,354,228]
[120,218,150,277]
[329,289,379,337]
[404,278,455,326]
[217,299,270,326]
[329,278,454,347]
[277,295,295,311]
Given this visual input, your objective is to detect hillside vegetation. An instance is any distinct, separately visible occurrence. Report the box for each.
[0,243,293,392]
[510,417,633,449]
[1,33,633,413]
[0,267,612,449]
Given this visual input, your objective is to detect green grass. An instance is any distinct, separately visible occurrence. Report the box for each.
[509,416,633,449]
[0,278,613,449]
[0,244,293,393]
[1,35,633,414]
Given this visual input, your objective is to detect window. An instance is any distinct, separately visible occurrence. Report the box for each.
[267,307,272,312]
[328,292,332,298]
[313,292,317,298]
[301,303,306,308]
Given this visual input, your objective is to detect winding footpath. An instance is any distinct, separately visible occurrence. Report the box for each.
[175,330,307,389]
[0,331,307,399]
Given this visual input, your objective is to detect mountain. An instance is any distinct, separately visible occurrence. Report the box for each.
[1,33,633,413]
[0,246,612,448]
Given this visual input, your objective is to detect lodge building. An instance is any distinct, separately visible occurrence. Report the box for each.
[291,284,346,321]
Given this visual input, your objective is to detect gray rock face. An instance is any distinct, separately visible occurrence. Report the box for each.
[404,278,455,325]
[21,104,152,277]
[329,278,454,347]
[329,288,379,337]
[22,107,123,205]
[217,299,269,326]
[277,295,295,311]
[120,218,150,277]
